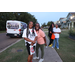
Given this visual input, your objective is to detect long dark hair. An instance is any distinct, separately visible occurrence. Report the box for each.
[26,21,35,38]
[48,23,54,30]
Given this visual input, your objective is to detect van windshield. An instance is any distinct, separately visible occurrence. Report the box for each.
[7,22,19,29]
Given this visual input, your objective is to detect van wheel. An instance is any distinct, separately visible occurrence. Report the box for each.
[20,35,22,38]
[20,34,22,38]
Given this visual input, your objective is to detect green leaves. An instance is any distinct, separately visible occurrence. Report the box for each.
[42,21,54,27]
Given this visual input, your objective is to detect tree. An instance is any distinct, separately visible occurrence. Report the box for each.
[0,12,16,30]
[42,23,47,27]
[13,12,37,26]
[47,21,54,26]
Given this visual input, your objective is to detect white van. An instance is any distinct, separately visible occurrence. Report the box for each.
[6,20,27,37]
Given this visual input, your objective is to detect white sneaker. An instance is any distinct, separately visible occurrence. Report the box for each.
[57,48,59,49]
[33,57,39,60]
[46,46,47,48]
[39,58,44,62]
[51,47,54,48]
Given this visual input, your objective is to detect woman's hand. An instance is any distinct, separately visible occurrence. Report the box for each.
[32,41,35,44]
[31,41,36,46]
[31,42,34,46]
[45,43,47,46]
[50,31,52,33]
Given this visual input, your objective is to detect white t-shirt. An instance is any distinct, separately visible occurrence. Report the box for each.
[22,28,37,45]
[53,27,61,38]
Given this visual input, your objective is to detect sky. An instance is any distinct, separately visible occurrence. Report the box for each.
[29,12,69,25]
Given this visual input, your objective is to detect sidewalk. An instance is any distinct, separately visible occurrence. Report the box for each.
[32,35,62,62]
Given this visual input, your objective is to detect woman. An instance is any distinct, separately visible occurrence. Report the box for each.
[52,24,61,49]
[33,23,47,62]
[48,23,54,47]
[22,21,37,62]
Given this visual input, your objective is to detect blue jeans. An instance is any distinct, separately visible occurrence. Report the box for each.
[52,38,59,48]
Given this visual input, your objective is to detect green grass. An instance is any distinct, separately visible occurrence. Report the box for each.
[57,30,75,62]
[0,31,6,33]
[0,39,28,62]
[43,28,48,32]
[45,30,75,62]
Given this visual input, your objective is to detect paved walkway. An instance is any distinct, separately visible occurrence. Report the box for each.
[32,34,62,62]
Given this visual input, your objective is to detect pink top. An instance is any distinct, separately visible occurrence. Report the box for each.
[36,29,45,44]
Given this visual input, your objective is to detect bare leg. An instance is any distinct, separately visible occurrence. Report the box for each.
[28,55,33,62]
[28,55,31,62]
[30,55,33,62]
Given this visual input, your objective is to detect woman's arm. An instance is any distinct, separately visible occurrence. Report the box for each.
[54,32,61,34]
[43,37,47,46]
[34,36,37,42]
[24,37,35,43]
[50,28,54,33]
[31,36,37,46]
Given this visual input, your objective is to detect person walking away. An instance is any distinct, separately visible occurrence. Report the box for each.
[52,24,61,49]
[22,21,37,62]
[33,23,47,62]
[48,24,54,47]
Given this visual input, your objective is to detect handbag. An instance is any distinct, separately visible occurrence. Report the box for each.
[51,33,55,40]
[30,45,35,55]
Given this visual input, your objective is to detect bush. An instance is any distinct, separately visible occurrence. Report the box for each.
[69,29,75,36]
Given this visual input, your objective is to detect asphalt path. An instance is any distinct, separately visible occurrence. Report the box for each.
[0,33,22,51]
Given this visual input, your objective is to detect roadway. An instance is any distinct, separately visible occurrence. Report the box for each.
[0,33,22,51]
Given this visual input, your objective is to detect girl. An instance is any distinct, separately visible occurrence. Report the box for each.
[33,23,47,62]
[48,24,54,47]
[22,21,37,62]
